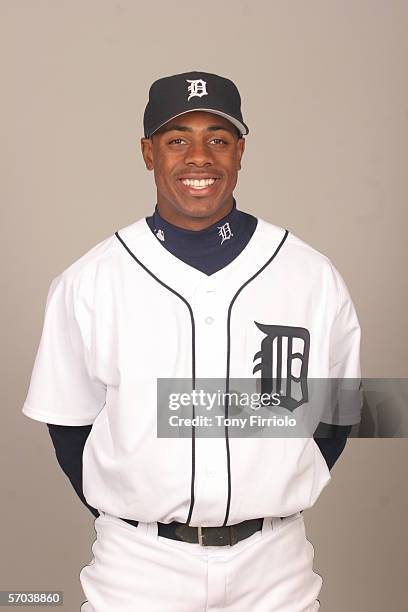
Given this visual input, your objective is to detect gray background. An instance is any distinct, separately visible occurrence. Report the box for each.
[1,0,407,610]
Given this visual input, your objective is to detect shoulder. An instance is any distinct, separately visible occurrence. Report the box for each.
[257,217,340,271]
[256,217,348,307]
[49,217,148,295]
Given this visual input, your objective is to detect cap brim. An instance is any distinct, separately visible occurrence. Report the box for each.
[148,109,249,137]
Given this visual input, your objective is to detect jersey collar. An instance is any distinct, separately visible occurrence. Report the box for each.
[116,214,287,302]
[148,200,239,254]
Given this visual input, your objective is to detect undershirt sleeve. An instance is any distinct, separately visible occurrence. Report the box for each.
[46,423,99,519]
[313,423,353,470]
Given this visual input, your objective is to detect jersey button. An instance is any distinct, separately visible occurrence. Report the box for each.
[205,316,214,325]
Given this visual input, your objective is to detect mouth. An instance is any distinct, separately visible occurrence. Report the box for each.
[177,177,221,195]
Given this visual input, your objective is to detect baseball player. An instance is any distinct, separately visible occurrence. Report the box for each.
[22,71,361,612]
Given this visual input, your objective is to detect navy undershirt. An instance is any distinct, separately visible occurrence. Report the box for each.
[47,201,351,519]
[145,199,258,275]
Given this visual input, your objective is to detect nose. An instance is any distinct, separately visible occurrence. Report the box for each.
[184,140,213,167]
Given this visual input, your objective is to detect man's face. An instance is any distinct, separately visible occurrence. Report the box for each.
[140,111,245,228]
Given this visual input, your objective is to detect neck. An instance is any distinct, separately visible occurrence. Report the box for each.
[156,197,235,231]
[144,200,258,276]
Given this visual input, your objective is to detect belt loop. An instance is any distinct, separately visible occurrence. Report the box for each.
[261,517,273,535]
[136,521,149,536]
[148,521,159,539]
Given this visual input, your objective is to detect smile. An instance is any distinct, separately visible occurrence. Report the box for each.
[180,178,218,189]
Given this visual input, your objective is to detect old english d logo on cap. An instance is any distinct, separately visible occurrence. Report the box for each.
[186,79,208,101]
[143,71,249,138]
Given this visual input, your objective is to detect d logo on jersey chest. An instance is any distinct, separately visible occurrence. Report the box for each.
[252,323,310,411]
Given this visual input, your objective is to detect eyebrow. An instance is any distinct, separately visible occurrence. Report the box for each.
[158,124,236,135]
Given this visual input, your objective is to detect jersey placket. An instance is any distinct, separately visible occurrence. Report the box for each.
[190,276,232,527]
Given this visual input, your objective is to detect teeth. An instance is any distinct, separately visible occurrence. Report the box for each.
[181,178,216,189]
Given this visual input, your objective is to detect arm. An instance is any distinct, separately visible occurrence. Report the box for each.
[312,264,361,471]
[22,273,106,518]
[313,422,353,471]
[47,423,99,519]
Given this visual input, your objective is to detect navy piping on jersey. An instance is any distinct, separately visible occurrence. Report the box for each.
[114,231,197,525]
[221,229,289,526]
[114,228,289,528]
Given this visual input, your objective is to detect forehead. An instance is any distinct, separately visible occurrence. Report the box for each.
[156,111,236,133]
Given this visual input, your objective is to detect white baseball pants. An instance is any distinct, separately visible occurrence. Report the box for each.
[79,511,321,611]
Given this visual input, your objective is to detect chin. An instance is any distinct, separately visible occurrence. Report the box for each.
[177,200,221,219]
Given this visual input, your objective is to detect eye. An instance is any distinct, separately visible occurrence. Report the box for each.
[168,138,187,145]
[210,138,228,145]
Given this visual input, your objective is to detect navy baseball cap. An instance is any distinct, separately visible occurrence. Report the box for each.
[143,71,249,138]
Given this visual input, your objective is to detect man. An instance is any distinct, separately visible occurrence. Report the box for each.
[22,71,361,611]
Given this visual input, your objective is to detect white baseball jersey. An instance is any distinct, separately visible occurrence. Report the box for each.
[22,216,361,526]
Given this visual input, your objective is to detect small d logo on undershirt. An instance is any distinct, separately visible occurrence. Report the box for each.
[218,222,234,244]
[156,229,165,242]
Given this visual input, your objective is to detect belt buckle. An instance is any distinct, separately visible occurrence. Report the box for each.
[197,525,238,547]
[197,525,220,546]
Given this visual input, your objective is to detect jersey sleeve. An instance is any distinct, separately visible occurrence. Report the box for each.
[22,273,106,426]
[321,265,363,426]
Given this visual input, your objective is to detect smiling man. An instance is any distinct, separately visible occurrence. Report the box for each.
[141,110,245,228]
[23,71,361,611]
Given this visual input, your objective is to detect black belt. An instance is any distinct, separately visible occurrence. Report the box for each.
[119,517,264,547]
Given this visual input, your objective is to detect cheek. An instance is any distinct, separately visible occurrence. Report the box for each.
[223,167,239,185]
[155,158,178,182]
[153,164,170,186]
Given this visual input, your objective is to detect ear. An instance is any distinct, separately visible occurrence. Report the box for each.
[237,137,245,171]
[140,137,154,170]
